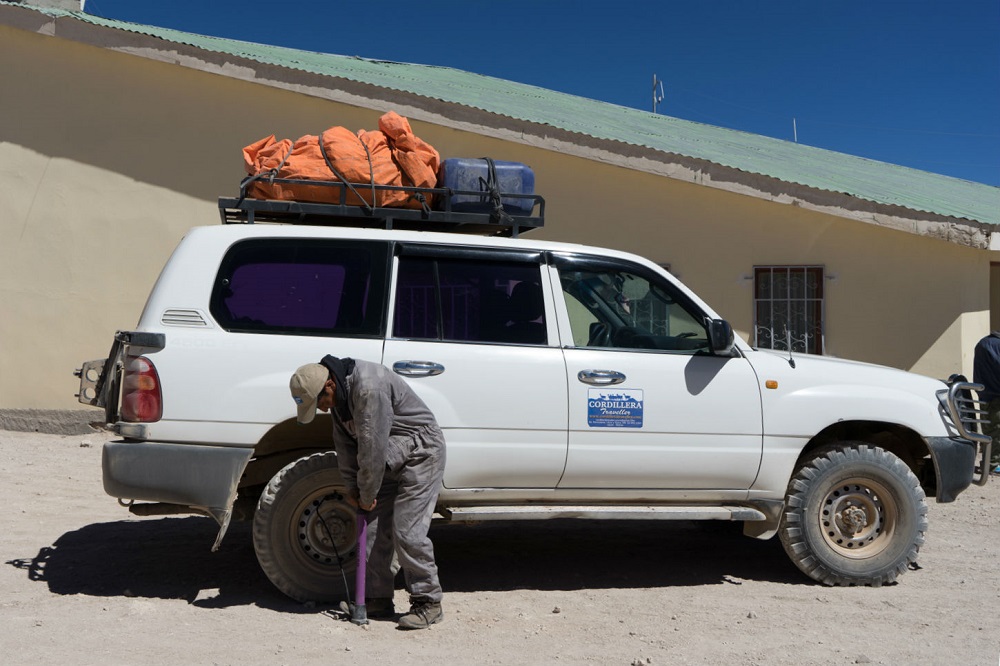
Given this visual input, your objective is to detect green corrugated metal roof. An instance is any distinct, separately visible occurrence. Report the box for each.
[15,4,1000,225]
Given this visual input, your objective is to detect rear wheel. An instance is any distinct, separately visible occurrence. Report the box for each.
[779,443,927,586]
[253,451,358,603]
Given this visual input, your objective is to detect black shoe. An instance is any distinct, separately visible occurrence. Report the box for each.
[397,600,443,630]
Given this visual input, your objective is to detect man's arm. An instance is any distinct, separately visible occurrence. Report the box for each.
[352,385,393,507]
[330,416,359,497]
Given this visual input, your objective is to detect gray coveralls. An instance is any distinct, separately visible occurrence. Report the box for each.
[329,359,446,603]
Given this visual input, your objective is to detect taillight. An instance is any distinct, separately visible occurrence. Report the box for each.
[120,355,163,422]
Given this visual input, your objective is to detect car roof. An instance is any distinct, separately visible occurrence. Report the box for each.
[191,223,651,266]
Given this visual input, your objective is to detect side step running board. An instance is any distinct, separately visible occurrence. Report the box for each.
[440,505,766,522]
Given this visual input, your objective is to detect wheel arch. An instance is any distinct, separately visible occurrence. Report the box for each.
[797,420,936,497]
[232,416,338,520]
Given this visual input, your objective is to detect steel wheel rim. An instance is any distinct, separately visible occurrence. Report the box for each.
[292,490,357,570]
[818,477,897,559]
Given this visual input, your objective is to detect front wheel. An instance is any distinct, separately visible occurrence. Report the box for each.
[253,451,358,603]
[779,443,927,586]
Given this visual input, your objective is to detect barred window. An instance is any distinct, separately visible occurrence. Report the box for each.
[754,266,824,354]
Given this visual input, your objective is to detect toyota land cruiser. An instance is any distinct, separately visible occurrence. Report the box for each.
[76,185,991,601]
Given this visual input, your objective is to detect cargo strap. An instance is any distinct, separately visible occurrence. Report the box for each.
[236,142,297,206]
[319,131,376,214]
[383,129,432,217]
[481,157,514,227]
[411,192,431,216]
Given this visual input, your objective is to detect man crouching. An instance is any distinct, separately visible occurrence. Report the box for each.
[290,355,446,629]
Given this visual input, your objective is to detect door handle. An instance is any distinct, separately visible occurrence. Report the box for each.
[577,369,626,386]
[392,360,445,378]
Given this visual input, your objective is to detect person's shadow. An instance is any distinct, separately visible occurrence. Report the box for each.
[7,515,805,610]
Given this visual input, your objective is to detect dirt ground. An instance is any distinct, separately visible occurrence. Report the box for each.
[2,429,998,666]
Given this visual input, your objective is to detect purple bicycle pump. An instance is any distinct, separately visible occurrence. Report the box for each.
[349,509,369,625]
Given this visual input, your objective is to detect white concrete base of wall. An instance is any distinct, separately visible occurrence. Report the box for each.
[0,409,106,435]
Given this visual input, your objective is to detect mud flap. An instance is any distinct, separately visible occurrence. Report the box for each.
[103,440,254,549]
[742,500,784,540]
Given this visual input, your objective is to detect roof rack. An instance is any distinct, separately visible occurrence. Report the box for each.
[218,177,545,238]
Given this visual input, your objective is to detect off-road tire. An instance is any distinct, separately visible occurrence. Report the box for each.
[253,451,358,603]
[779,443,927,587]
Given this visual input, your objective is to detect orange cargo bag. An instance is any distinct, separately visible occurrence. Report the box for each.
[241,111,440,209]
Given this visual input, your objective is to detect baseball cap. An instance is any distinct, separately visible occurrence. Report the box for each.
[289,363,329,424]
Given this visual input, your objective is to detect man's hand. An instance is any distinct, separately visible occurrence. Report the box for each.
[345,489,376,511]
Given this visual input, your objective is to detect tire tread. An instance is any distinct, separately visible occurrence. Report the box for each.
[779,442,927,587]
[252,451,352,603]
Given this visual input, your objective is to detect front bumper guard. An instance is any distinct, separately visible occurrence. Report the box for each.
[938,378,992,488]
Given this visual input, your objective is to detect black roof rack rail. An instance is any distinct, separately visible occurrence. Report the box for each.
[218,176,544,238]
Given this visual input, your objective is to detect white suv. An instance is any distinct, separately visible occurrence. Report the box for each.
[77,193,991,602]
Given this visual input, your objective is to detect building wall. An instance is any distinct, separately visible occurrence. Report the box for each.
[990,264,1000,331]
[0,25,991,411]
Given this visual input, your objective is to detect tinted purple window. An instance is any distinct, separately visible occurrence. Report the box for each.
[226,263,346,329]
[439,262,483,341]
[393,256,544,344]
[393,258,438,339]
[211,239,388,337]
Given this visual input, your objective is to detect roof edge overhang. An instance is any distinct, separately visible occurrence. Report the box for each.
[2,3,993,250]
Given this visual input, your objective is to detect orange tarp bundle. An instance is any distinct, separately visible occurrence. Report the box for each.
[242,111,440,209]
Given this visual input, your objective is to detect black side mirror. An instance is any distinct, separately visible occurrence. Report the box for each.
[707,319,735,356]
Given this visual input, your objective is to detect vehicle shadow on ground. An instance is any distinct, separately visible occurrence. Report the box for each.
[7,516,806,610]
[434,520,805,591]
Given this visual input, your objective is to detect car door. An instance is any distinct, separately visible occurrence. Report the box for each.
[382,243,568,489]
[551,253,763,490]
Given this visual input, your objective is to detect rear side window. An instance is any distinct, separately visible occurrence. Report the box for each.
[393,254,546,345]
[210,239,389,336]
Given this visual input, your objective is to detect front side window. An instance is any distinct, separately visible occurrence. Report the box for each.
[210,239,389,336]
[558,258,709,353]
[754,266,824,354]
[393,254,546,345]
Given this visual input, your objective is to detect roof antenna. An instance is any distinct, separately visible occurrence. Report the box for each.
[785,327,796,368]
[652,74,665,114]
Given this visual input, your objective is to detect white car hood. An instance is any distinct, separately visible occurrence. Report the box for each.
[746,349,951,437]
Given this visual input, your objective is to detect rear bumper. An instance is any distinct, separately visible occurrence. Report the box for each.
[103,440,253,516]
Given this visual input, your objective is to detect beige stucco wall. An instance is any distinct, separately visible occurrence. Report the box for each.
[0,25,993,411]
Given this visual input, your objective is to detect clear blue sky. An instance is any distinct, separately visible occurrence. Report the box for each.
[83,0,1000,187]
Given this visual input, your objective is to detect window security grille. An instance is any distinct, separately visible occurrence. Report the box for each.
[754,266,824,355]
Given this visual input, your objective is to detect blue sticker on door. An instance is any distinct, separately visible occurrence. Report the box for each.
[588,389,644,428]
